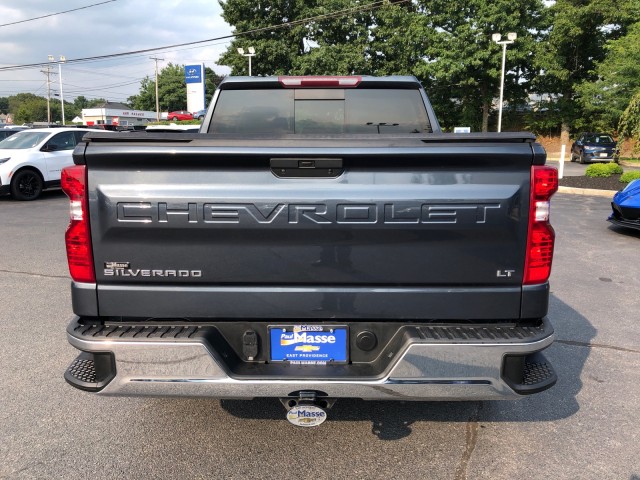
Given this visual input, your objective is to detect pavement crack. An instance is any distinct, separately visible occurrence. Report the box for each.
[556,339,640,354]
[0,268,68,280]
[453,402,482,480]
[8,433,111,477]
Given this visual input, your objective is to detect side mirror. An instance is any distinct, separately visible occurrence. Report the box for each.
[41,144,58,152]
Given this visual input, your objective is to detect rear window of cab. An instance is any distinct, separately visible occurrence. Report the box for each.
[208,89,432,135]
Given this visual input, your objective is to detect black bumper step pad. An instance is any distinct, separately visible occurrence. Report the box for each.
[67,355,97,384]
[64,351,116,392]
[523,358,555,386]
[503,351,557,395]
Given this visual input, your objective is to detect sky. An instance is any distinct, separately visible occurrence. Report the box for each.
[0,0,233,103]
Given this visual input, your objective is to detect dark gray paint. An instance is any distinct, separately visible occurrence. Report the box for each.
[77,139,539,320]
[96,285,523,319]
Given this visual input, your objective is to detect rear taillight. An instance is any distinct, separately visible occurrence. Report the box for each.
[278,76,362,88]
[524,165,558,285]
[61,165,95,283]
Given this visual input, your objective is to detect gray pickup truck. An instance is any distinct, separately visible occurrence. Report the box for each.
[63,76,558,426]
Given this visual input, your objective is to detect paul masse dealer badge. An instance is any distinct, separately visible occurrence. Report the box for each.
[269,325,348,364]
[286,405,328,427]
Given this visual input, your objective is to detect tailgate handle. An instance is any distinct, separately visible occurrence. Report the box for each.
[270,158,343,178]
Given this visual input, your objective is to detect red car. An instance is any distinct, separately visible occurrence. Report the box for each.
[167,111,194,121]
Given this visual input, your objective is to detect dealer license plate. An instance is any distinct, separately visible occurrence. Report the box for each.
[599,153,609,157]
[269,325,348,364]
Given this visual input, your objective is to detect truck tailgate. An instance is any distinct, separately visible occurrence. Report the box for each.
[79,134,543,320]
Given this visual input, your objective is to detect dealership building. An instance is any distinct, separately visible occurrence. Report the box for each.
[81,102,157,126]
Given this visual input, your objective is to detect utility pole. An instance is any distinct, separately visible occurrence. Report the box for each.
[40,65,55,124]
[150,57,164,122]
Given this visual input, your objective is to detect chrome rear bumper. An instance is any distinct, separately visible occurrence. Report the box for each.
[66,318,556,400]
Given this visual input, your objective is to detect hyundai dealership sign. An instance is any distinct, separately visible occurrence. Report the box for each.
[185,65,202,84]
[185,63,205,113]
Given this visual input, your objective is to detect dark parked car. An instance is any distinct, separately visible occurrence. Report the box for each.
[0,130,17,141]
[167,111,194,121]
[0,126,29,140]
[570,133,617,164]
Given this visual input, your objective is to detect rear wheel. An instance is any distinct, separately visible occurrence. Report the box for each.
[10,169,43,201]
[172,116,179,121]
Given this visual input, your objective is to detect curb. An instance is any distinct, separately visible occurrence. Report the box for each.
[557,186,617,197]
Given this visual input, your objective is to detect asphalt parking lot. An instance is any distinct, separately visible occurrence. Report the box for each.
[1,189,639,479]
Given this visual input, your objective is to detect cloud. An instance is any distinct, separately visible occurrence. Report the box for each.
[0,0,232,102]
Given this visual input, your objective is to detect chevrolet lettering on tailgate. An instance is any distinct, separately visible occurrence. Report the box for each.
[116,202,502,225]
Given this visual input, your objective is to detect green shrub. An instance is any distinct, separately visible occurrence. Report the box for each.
[585,163,613,177]
[606,162,623,175]
[620,171,640,183]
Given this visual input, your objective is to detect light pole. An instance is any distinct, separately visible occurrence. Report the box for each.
[48,55,66,125]
[237,47,256,76]
[491,32,517,132]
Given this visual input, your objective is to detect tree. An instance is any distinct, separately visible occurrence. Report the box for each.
[9,94,50,123]
[128,63,186,112]
[204,67,225,105]
[8,93,42,116]
[618,91,640,158]
[61,96,110,123]
[11,95,59,124]
[217,0,309,76]
[291,0,377,75]
[3,93,76,124]
[128,64,223,112]
[73,96,107,111]
[408,0,546,132]
[217,0,546,132]
[157,64,189,112]
[0,97,8,115]
[532,0,638,142]
[575,22,640,133]
[128,76,155,111]
[15,98,49,123]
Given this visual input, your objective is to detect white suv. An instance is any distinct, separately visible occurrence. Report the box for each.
[0,127,109,200]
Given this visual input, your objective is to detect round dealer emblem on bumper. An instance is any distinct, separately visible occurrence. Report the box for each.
[286,405,327,427]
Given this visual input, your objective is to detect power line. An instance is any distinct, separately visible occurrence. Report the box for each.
[64,79,146,90]
[64,65,152,80]
[0,0,119,28]
[62,38,234,69]
[0,0,405,72]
